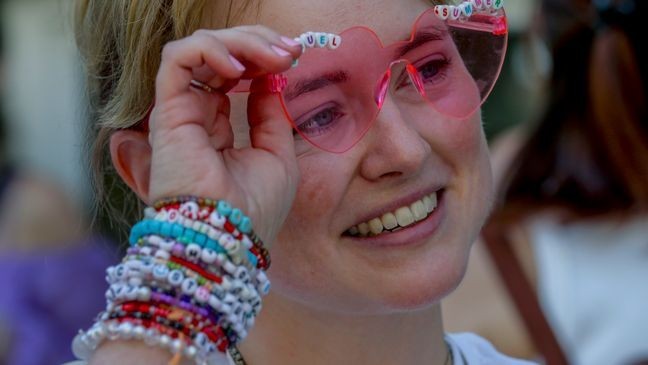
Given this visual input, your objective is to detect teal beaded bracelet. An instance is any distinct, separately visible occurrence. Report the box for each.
[129,220,258,268]
[152,196,270,269]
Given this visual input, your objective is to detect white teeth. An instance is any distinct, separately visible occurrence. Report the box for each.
[358,222,370,236]
[423,196,433,213]
[411,200,427,221]
[347,191,439,237]
[423,193,437,213]
[368,218,383,235]
[395,207,415,227]
[381,212,398,230]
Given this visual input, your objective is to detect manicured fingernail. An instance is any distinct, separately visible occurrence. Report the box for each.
[281,36,301,47]
[229,55,246,71]
[271,45,291,57]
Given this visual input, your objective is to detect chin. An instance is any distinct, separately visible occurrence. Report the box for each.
[267,243,471,315]
[373,250,470,311]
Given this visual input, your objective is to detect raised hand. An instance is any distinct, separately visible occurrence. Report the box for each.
[147,25,303,247]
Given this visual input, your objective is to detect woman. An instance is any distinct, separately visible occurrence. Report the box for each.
[72,0,531,364]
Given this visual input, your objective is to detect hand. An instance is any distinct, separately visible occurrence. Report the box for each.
[147,25,302,247]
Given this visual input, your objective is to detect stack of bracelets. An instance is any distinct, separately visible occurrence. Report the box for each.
[71,197,271,365]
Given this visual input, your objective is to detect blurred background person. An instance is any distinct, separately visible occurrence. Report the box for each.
[0,0,117,364]
[445,0,648,364]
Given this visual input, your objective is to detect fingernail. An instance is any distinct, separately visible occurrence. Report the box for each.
[281,36,301,47]
[229,55,246,71]
[271,45,291,57]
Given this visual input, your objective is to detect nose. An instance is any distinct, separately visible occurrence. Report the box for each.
[358,97,431,181]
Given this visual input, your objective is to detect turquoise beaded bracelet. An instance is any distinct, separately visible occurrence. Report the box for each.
[129,220,258,269]
[152,197,270,269]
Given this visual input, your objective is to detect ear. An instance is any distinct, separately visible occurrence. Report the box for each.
[110,130,152,203]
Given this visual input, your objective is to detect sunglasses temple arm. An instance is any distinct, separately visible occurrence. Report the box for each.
[447,14,508,36]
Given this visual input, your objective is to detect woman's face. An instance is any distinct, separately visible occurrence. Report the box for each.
[226,0,494,313]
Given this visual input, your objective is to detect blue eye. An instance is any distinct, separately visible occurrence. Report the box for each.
[295,104,344,137]
[417,58,450,82]
[395,56,451,92]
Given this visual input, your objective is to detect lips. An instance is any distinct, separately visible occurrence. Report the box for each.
[345,190,442,237]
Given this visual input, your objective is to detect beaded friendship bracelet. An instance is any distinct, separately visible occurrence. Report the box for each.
[112,253,267,302]
[149,198,270,269]
[74,197,268,364]
[109,257,264,321]
[105,280,253,341]
[152,198,252,234]
[153,204,270,270]
[129,220,258,268]
[73,319,230,365]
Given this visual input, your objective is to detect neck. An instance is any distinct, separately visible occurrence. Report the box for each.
[238,293,448,365]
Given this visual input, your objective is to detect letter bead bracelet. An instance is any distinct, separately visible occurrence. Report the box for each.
[72,197,269,365]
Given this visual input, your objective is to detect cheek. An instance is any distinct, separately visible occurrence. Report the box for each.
[445,115,494,234]
[289,158,344,226]
[418,110,490,181]
[405,103,487,160]
[416,111,493,228]
[436,113,486,157]
[444,114,492,194]
[268,156,350,298]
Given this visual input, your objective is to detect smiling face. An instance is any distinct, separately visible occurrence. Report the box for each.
[224,0,494,314]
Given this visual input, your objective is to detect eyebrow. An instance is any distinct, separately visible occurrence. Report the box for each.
[283,70,349,101]
[393,27,447,59]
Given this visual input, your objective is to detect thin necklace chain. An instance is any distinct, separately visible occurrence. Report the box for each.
[228,340,454,365]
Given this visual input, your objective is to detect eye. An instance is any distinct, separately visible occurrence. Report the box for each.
[395,56,452,91]
[294,103,345,137]
[416,57,451,83]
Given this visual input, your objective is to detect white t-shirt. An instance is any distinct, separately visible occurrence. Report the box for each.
[528,215,648,365]
[64,332,535,365]
[446,333,538,365]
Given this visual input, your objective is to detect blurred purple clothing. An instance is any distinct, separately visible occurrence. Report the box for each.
[0,240,117,365]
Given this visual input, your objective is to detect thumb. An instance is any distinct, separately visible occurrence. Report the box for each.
[246,77,296,166]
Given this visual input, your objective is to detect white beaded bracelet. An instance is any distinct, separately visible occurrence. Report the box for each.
[72,320,229,365]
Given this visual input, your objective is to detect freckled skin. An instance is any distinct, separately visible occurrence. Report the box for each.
[223,0,494,315]
[96,0,500,363]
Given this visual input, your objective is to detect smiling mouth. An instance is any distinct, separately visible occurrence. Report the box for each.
[344,190,442,237]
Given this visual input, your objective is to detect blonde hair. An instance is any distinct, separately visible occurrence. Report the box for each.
[74,0,256,242]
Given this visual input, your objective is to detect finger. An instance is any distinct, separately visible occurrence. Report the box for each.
[156,33,246,103]
[203,92,234,151]
[156,29,300,103]
[247,77,297,167]
[235,24,303,58]
[196,27,301,78]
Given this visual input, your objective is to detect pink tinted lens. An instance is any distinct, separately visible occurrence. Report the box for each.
[278,30,384,153]
[278,5,507,153]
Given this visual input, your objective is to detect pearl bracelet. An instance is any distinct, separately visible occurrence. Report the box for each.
[72,319,230,365]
